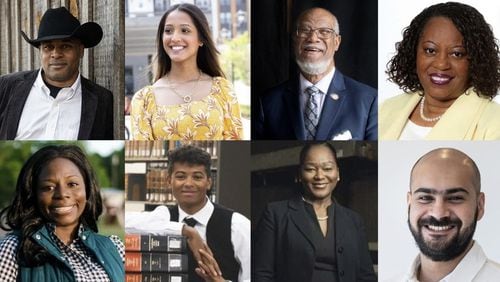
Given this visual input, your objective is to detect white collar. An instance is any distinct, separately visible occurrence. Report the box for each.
[178,197,213,227]
[406,241,488,282]
[300,66,336,95]
[34,69,81,101]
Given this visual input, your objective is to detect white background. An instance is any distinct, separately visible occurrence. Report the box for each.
[378,0,500,104]
[378,141,500,280]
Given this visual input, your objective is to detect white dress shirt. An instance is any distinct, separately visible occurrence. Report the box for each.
[15,70,82,140]
[299,67,336,116]
[388,241,500,282]
[125,199,251,282]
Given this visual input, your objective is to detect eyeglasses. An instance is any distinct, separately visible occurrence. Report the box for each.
[296,27,337,39]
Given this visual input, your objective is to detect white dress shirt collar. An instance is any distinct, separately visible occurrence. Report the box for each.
[33,69,81,101]
[405,241,493,282]
[299,67,336,113]
[178,196,213,227]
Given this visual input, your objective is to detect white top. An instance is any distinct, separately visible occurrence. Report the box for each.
[387,241,500,282]
[399,119,432,140]
[15,70,82,140]
[125,199,251,282]
[299,67,336,116]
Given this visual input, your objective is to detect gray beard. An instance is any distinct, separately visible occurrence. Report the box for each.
[296,59,331,76]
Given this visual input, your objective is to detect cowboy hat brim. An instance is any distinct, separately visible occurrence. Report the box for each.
[21,22,103,48]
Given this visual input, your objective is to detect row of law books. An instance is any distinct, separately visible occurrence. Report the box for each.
[125,233,189,282]
[125,140,219,159]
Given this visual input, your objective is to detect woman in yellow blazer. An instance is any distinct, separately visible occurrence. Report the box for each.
[380,2,500,140]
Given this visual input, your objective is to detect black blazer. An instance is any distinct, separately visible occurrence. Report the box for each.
[0,70,114,140]
[253,197,376,282]
[253,70,377,140]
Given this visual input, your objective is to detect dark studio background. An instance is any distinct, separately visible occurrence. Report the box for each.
[251,0,378,137]
[251,141,378,267]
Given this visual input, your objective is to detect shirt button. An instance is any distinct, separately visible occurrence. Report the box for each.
[339,270,345,276]
[337,247,344,253]
[35,234,41,240]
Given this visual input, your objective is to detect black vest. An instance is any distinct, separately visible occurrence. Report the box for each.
[169,204,240,282]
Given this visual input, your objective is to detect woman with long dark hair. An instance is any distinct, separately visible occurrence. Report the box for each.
[131,3,243,140]
[0,145,124,282]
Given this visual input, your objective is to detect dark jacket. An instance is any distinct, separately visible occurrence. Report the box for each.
[253,70,377,140]
[253,197,376,282]
[0,70,114,140]
[19,225,124,282]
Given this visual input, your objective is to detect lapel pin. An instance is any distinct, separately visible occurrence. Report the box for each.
[330,93,339,100]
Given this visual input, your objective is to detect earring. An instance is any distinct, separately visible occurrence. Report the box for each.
[199,43,204,47]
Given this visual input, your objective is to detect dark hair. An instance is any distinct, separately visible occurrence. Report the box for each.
[0,145,103,266]
[152,3,225,82]
[299,142,338,166]
[167,145,212,178]
[386,2,500,98]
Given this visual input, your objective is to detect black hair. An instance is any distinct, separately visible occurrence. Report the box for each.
[387,2,500,98]
[0,145,103,266]
[167,145,212,178]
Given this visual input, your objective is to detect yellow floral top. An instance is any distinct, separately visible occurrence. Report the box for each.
[131,77,243,140]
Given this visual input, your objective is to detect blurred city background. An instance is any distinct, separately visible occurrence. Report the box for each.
[125,0,250,139]
[0,141,125,240]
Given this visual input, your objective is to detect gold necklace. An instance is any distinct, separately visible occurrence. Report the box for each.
[166,70,202,103]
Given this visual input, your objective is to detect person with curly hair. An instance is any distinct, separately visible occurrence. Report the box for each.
[380,2,500,140]
[0,145,124,282]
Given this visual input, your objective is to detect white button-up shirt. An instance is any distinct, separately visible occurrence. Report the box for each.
[391,241,500,282]
[15,70,82,140]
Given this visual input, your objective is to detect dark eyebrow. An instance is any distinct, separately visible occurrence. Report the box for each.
[413,188,469,195]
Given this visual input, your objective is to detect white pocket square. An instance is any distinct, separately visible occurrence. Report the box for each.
[332,130,352,140]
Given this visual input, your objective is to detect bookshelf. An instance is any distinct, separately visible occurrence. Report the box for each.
[125,141,220,210]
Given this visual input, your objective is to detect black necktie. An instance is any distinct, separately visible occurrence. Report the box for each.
[183,217,198,227]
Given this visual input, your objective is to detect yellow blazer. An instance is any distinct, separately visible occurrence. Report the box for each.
[379,88,500,140]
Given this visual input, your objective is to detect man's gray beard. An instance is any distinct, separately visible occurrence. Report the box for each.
[296,59,331,76]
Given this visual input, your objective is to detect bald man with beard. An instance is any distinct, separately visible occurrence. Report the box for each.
[393,148,500,282]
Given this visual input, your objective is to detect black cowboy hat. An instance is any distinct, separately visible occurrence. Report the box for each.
[20,7,103,48]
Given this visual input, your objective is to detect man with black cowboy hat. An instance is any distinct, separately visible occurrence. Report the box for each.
[0,7,113,140]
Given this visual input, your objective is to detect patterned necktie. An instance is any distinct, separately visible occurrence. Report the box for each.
[183,217,198,227]
[304,86,321,140]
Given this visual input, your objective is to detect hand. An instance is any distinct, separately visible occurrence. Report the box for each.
[195,249,224,282]
[181,225,209,263]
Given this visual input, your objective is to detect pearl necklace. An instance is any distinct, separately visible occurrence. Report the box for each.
[166,71,202,103]
[419,96,442,122]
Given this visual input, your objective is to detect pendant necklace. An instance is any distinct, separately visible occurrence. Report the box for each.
[166,70,201,103]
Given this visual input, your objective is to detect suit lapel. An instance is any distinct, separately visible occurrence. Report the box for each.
[78,77,98,139]
[334,203,348,253]
[315,71,346,140]
[288,197,315,249]
[6,71,39,139]
[283,79,305,139]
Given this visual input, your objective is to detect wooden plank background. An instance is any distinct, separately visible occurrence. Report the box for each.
[0,0,124,139]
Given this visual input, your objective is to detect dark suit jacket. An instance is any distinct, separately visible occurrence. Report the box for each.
[253,70,377,140]
[253,197,376,282]
[0,70,114,140]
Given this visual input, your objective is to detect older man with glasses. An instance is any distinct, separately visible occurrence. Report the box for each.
[254,7,377,141]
